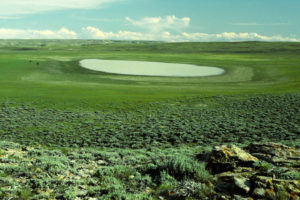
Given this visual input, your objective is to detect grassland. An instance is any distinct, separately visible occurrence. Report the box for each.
[0,40,299,109]
[0,40,299,199]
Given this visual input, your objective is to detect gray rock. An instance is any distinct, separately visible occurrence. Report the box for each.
[252,187,265,198]
[246,142,300,167]
[234,176,251,194]
[207,144,258,174]
[233,195,251,200]
[216,174,251,195]
[205,143,300,199]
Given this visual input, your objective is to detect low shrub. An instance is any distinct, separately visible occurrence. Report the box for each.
[161,155,211,182]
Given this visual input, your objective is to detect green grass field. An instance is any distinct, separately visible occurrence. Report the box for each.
[0,40,299,199]
[1,40,299,109]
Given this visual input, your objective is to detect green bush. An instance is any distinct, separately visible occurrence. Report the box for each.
[277,170,300,180]
[159,170,178,186]
[18,187,33,200]
[34,155,69,175]
[64,188,77,200]
[253,161,274,172]
[161,155,211,182]
[175,180,214,199]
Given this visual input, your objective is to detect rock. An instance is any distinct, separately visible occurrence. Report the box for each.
[246,142,300,167]
[251,175,300,199]
[273,179,300,195]
[97,160,108,165]
[233,167,254,174]
[234,177,251,194]
[251,176,273,188]
[207,144,258,174]
[252,188,265,198]
[204,143,300,199]
[216,174,251,195]
[232,167,256,178]
[218,195,232,200]
[233,195,252,200]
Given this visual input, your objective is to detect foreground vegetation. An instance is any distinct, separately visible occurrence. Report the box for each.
[0,40,299,199]
[1,141,299,199]
[0,140,214,200]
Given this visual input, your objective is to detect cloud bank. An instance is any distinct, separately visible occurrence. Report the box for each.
[82,27,299,42]
[0,28,77,39]
[0,15,298,42]
[1,26,297,42]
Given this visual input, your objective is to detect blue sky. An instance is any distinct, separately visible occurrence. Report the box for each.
[0,0,299,41]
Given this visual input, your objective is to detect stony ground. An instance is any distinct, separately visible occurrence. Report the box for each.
[203,143,300,200]
[0,141,299,199]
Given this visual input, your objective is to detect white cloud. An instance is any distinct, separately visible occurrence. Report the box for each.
[183,32,299,42]
[0,28,77,39]
[0,26,298,42]
[179,32,299,42]
[126,15,190,32]
[81,26,299,42]
[82,26,107,39]
[82,26,155,40]
[0,0,118,17]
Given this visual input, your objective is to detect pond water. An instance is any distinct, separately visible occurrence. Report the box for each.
[79,59,225,77]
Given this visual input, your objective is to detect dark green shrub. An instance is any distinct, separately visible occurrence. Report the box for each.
[34,155,69,175]
[253,161,274,172]
[64,188,77,200]
[18,187,33,200]
[161,155,211,182]
[276,170,300,180]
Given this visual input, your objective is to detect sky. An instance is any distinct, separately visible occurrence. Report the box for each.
[0,0,299,42]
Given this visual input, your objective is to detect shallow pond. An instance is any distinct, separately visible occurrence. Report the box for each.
[80,59,225,77]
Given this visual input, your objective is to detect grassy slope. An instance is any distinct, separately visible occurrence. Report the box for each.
[0,40,299,110]
[0,40,299,149]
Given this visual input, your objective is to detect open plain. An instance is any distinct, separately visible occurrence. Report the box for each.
[0,40,299,199]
